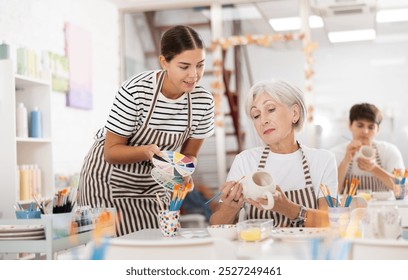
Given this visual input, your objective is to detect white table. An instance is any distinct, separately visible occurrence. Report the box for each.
[368,196,408,207]
[116,228,321,260]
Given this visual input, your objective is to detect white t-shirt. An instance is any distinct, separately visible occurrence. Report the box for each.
[330,140,404,176]
[227,144,338,199]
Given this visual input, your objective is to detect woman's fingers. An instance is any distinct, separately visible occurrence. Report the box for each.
[183,176,194,191]
[148,144,162,160]
[221,181,243,206]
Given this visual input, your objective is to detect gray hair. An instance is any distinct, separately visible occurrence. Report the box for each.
[245,80,307,132]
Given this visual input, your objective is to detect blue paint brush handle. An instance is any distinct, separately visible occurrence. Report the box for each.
[205,191,221,205]
[324,195,333,207]
[345,195,353,207]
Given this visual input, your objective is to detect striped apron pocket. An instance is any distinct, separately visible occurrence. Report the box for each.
[110,166,156,199]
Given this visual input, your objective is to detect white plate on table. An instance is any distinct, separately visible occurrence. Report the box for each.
[372,191,393,201]
[180,229,209,239]
[0,224,44,233]
[0,230,45,238]
[270,228,330,241]
[0,234,45,241]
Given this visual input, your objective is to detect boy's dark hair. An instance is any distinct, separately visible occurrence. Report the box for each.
[349,103,383,125]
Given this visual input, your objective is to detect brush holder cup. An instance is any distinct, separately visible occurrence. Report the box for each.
[158,210,180,237]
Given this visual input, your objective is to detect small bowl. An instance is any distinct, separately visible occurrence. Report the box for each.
[207,224,237,240]
[372,191,393,201]
[15,210,41,219]
[236,219,274,242]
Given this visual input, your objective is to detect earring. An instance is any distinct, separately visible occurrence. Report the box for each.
[293,119,297,124]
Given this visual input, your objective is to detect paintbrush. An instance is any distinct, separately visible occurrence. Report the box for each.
[152,153,166,162]
[204,175,246,205]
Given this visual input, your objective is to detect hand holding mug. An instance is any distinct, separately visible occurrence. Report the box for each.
[356,156,376,172]
[355,145,376,171]
[345,140,362,162]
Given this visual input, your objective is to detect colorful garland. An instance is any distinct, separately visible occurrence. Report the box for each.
[210,32,318,124]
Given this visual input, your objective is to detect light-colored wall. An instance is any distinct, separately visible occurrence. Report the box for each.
[0,0,120,174]
[1,1,407,182]
[313,42,408,154]
[244,41,408,166]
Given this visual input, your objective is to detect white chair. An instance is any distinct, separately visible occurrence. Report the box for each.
[102,236,237,260]
[348,239,408,260]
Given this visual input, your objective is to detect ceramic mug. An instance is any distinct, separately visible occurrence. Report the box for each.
[361,205,401,239]
[242,171,276,210]
[356,145,375,161]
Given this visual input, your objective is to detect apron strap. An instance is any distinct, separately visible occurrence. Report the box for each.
[144,71,166,126]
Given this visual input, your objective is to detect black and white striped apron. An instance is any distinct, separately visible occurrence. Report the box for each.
[78,71,192,236]
[245,142,318,227]
[345,143,387,192]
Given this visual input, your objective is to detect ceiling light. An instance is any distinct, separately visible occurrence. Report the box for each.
[377,8,408,23]
[269,15,324,31]
[309,15,324,28]
[328,29,376,43]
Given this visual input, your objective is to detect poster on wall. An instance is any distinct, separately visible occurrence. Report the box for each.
[65,22,92,110]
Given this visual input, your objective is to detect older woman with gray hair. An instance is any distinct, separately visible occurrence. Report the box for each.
[210,80,338,227]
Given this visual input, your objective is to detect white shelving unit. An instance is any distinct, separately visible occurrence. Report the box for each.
[0,59,54,219]
[0,219,93,260]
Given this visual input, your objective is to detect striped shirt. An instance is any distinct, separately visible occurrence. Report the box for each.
[96,70,215,139]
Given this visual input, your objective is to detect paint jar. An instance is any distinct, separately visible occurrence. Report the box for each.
[29,107,42,138]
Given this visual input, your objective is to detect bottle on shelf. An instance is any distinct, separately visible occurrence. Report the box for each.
[32,164,42,197]
[16,102,28,138]
[17,164,42,201]
[29,107,42,138]
[19,165,31,201]
[0,41,10,59]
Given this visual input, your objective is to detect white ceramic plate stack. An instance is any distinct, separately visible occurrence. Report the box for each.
[0,224,45,240]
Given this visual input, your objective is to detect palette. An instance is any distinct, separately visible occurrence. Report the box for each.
[151,167,183,191]
[152,151,195,177]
